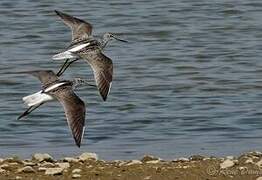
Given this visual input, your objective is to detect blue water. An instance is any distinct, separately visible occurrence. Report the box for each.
[1,0,262,160]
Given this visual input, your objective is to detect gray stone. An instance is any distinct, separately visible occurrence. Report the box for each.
[119,161,127,166]
[220,159,235,169]
[56,162,70,170]
[247,151,262,157]
[146,160,160,164]
[45,167,63,175]
[22,161,36,166]
[38,167,47,172]
[63,157,79,163]
[72,168,82,173]
[238,167,247,171]
[144,176,151,180]
[79,152,98,161]
[256,159,262,167]
[189,155,205,161]
[0,168,6,173]
[39,162,55,167]
[9,162,18,166]
[17,166,35,173]
[72,174,81,178]
[126,160,142,166]
[173,157,189,162]
[113,160,123,163]
[141,155,159,162]
[0,164,9,169]
[32,153,54,162]
[226,156,234,160]
[245,158,254,164]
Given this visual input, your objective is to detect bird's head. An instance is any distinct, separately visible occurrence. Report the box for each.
[103,32,128,43]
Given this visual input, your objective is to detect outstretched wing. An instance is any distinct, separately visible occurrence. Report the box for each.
[52,87,86,147]
[55,10,93,42]
[22,70,59,87]
[82,51,113,101]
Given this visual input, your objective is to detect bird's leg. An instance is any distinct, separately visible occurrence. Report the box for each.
[74,78,97,88]
[56,59,70,76]
[56,58,79,77]
[17,103,44,120]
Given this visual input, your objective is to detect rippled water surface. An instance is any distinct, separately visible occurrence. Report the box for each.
[1,0,262,160]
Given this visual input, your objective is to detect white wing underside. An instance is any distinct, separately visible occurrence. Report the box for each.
[22,82,68,107]
[22,91,54,107]
[52,42,90,60]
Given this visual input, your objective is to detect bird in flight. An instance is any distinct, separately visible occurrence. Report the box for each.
[18,70,87,147]
[52,10,128,101]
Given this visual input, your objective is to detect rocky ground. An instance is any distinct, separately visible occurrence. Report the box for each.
[1,152,262,180]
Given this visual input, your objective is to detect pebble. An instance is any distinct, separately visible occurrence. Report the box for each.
[257,177,262,180]
[39,162,55,167]
[146,160,160,164]
[119,161,127,166]
[22,161,36,166]
[9,162,18,166]
[0,168,6,173]
[15,176,22,180]
[45,167,63,175]
[0,164,11,171]
[56,162,70,170]
[226,156,234,160]
[144,176,151,180]
[245,158,254,164]
[174,157,189,162]
[63,157,79,163]
[32,153,54,162]
[72,168,82,173]
[126,160,142,166]
[248,151,262,157]
[113,160,123,163]
[0,164,9,169]
[220,159,235,169]
[189,155,205,161]
[38,167,47,172]
[141,155,159,162]
[256,159,262,167]
[86,165,93,168]
[17,166,35,173]
[72,174,81,178]
[0,158,4,163]
[79,152,98,161]
[238,166,247,171]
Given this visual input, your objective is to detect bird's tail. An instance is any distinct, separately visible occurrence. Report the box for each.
[52,51,78,60]
[22,91,53,107]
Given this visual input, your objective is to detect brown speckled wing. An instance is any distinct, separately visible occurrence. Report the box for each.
[52,87,86,147]
[55,10,92,42]
[24,70,59,87]
[82,51,113,101]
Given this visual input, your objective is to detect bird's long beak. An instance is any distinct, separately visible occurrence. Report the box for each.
[113,36,128,43]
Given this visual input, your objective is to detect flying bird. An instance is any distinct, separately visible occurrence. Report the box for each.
[18,70,87,147]
[52,10,127,101]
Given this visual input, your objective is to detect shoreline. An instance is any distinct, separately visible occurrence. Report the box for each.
[1,152,262,180]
